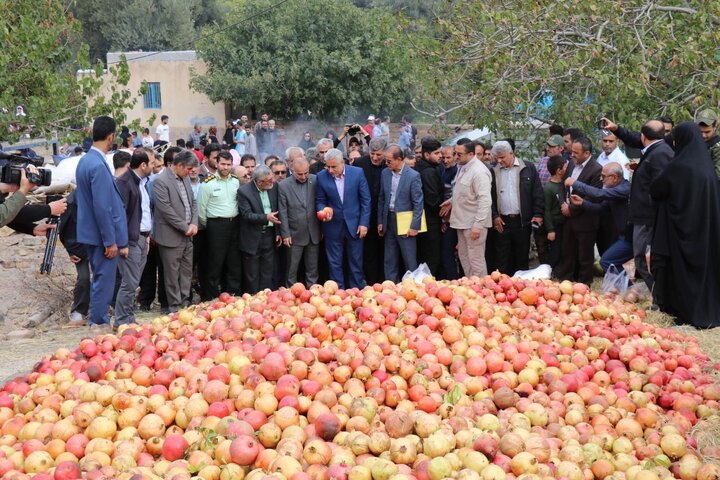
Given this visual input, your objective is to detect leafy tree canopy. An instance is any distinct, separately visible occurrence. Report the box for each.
[191,0,414,119]
[69,0,225,62]
[409,0,720,134]
[0,0,144,144]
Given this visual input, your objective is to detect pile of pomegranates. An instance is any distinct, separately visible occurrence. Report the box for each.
[1,273,719,480]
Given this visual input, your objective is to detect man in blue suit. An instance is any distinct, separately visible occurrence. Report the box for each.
[76,116,128,331]
[315,148,371,289]
[378,144,424,283]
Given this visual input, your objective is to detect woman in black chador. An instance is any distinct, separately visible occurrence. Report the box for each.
[650,121,720,328]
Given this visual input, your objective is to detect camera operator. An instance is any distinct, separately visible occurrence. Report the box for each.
[336,124,371,152]
[0,166,67,235]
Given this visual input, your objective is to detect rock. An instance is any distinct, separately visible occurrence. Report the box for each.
[21,236,43,246]
[6,329,35,340]
[27,308,53,326]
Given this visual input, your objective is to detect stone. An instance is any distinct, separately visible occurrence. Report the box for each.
[6,329,35,340]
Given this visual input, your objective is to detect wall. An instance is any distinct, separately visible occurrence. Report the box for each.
[105,51,227,141]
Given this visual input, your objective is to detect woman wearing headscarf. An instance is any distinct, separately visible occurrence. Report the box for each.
[650,121,720,328]
[298,131,314,151]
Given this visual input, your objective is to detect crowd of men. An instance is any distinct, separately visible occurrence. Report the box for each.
[62,107,720,332]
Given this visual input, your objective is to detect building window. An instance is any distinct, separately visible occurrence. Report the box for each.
[144,82,162,109]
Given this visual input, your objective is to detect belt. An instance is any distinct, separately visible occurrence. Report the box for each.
[140,231,151,236]
[207,216,238,222]
[501,214,520,219]
[260,226,274,233]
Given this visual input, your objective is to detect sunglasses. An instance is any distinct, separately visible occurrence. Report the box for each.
[274,170,287,176]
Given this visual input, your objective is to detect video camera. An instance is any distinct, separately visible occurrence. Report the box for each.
[0,152,51,187]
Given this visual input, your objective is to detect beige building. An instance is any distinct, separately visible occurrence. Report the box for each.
[105,51,227,142]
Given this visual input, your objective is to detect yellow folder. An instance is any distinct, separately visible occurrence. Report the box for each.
[396,210,427,235]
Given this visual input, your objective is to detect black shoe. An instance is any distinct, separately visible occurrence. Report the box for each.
[138,304,151,312]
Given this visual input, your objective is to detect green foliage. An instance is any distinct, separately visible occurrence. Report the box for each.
[192,0,414,119]
[410,0,720,134]
[0,0,86,142]
[354,0,444,20]
[0,0,145,144]
[69,0,225,61]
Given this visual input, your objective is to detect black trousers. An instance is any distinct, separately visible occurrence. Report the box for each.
[596,212,618,256]
[547,223,564,268]
[533,223,551,265]
[417,221,442,278]
[70,257,91,315]
[439,226,460,280]
[242,230,275,294]
[495,216,531,275]
[205,217,242,298]
[363,227,385,286]
[555,224,597,285]
[138,242,168,309]
[485,227,498,273]
[273,245,288,289]
[192,230,209,302]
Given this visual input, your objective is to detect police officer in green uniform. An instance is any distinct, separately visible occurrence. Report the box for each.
[197,150,242,298]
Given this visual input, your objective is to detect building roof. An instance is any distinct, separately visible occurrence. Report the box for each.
[106,51,197,63]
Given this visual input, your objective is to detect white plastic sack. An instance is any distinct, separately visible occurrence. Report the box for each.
[601,264,631,295]
[513,264,552,280]
[402,263,432,284]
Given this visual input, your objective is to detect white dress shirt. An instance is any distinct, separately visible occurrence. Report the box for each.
[138,174,153,232]
[498,158,521,216]
[597,147,631,180]
[570,157,591,181]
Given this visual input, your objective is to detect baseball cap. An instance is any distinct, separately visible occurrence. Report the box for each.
[696,108,718,126]
[546,134,565,147]
[367,115,375,122]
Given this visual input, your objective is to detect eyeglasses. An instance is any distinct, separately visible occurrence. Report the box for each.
[600,173,617,179]
[274,170,287,176]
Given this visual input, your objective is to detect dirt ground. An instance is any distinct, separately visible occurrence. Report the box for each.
[0,225,719,385]
[0,226,164,383]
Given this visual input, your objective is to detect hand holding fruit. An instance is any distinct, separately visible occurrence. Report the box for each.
[316,206,333,222]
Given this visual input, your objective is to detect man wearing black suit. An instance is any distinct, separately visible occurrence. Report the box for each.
[353,138,387,285]
[602,119,674,290]
[555,137,603,285]
[238,165,281,294]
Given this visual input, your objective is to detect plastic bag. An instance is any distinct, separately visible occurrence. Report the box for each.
[623,282,652,303]
[402,263,432,284]
[513,264,552,280]
[601,264,630,295]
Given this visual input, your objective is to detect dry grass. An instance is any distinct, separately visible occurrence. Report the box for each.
[690,415,720,462]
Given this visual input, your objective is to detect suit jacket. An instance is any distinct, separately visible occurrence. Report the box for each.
[378,166,424,232]
[629,141,674,226]
[354,155,386,228]
[278,175,321,246]
[315,165,371,240]
[75,148,128,248]
[563,158,603,231]
[58,191,87,259]
[450,157,493,230]
[152,167,198,247]
[116,168,141,243]
[415,158,444,225]
[238,181,279,255]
